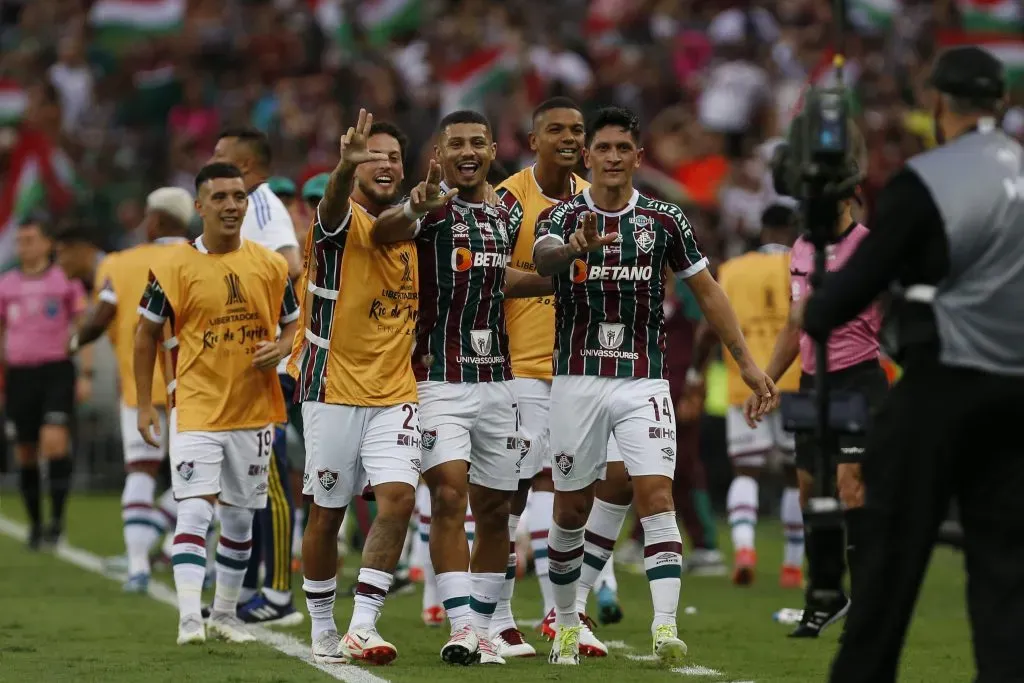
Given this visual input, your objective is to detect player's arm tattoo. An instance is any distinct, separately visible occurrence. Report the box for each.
[765,320,801,384]
[687,268,756,371]
[533,240,577,277]
[319,160,358,231]
[360,515,410,571]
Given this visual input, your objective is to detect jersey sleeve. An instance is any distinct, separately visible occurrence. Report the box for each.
[137,271,172,324]
[533,203,567,249]
[413,205,447,242]
[667,208,709,279]
[313,199,353,249]
[280,278,300,324]
[95,256,117,305]
[497,187,524,247]
[255,192,300,252]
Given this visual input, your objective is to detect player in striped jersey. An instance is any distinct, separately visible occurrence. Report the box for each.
[534,107,777,665]
[373,110,549,665]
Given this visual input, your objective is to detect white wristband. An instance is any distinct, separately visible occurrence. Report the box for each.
[403,200,425,221]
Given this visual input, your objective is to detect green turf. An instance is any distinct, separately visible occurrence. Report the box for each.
[0,493,975,682]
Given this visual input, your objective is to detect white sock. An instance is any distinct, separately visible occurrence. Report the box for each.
[121,472,159,577]
[263,588,291,606]
[576,498,628,613]
[157,488,178,528]
[171,498,214,620]
[596,553,618,592]
[527,490,555,615]
[212,506,254,615]
[350,567,393,631]
[641,512,683,631]
[490,514,520,636]
[303,576,338,639]
[780,487,805,568]
[292,507,305,559]
[548,522,584,628]
[727,475,759,551]
[436,571,473,633]
[470,571,505,639]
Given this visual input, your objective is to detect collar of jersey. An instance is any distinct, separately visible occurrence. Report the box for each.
[530,165,577,203]
[247,181,266,196]
[154,236,189,245]
[758,243,790,254]
[583,187,639,217]
[194,234,245,254]
[440,181,485,209]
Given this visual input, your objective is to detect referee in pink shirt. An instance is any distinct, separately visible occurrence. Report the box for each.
[0,218,86,549]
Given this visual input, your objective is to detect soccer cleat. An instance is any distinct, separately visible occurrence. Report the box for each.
[539,608,557,640]
[732,548,757,586]
[477,636,506,664]
[409,566,424,582]
[440,625,479,665]
[789,594,850,638]
[177,615,206,645]
[422,605,446,627]
[493,628,536,657]
[26,525,43,551]
[548,625,581,666]
[779,565,804,590]
[207,611,257,643]
[687,548,728,576]
[341,628,398,665]
[122,573,150,594]
[42,522,62,548]
[653,624,688,663]
[578,614,608,657]
[237,593,304,627]
[596,584,623,625]
[311,631,348,664]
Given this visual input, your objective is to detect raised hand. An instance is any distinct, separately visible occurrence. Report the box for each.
[410,159,459,214]
[339,108,390,168]
[568,211,619,254]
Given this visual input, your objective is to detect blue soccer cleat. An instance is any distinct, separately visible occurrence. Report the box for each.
[122,573,150,594]
[237,593,304,627]
[596,584,623,625]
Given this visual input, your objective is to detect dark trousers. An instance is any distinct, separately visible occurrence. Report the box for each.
[829,356,1024,683]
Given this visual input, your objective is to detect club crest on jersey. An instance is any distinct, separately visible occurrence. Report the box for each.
[555,452,574,477]
[317,468,339,492]
[632,216,656,254]
[421,429,438,451]
[176,461,195,482]
[470,329,493,357]
[598,322,626,350]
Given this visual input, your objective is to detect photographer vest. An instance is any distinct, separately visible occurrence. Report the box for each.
[904,124,1024,376]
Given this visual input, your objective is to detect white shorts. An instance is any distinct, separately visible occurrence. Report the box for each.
[121,403,168,465]
[418,381,521,492]
[168,409,273,509]
[301,401,422,509]
[511,378,551,480]
[550,376,677,491]
[726,406,795,468]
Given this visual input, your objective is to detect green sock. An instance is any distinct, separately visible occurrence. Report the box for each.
[692,490,718,551]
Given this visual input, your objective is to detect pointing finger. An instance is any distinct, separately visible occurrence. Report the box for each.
[355,108,367,135]
[426,159,441,186]
[362,110,374,137]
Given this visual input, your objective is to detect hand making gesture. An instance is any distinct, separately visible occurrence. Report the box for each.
[409,159,459,215]
[340,108,390,167]
[569,211,619,254]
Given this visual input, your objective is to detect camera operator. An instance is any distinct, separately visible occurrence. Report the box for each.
[746,119,887,638]
[792,46,1024,683]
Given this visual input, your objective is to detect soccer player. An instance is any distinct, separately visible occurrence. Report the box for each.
[70,187,195,591]
[533,107,777,665]
[490,96,589,657]
[134,162,300,645]
[290,110,422,664]
[0,218,87,548]
[210,128,303,624]
[373,110,540,665]
[706,204,804,587]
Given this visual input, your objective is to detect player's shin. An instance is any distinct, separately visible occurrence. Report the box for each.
[576,498,629,613]
[489,513,521,636]
[467,486,513,640]
[122,471,160,577]
[212,505,255,615]
[640,511,684,630]
[527,489,556,613]
[547,522,585,628]
[172,498,215,619]
[727,474,759,555]
[427,476,473,633]
[349,485,414,632]
[302,504,346,638]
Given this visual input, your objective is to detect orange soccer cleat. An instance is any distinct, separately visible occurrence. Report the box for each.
[422,605,446,627]
[732,548,757,586]
[779,564,804,589]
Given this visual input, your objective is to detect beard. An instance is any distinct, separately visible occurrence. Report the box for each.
[358,179,400,206]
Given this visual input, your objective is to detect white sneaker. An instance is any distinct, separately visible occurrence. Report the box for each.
[492,627,536,658]
[579,616,608,657]
[341,628,398,665]
[548,625,581,666]
[653,624,688,663]
[687,548,727,576]
[207,611,256,643]
[177,615,206,645]
[477,636,506,665]
[440,625,478,665]
[311,630,348,664]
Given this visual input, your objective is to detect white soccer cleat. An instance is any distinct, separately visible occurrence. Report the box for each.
[177,615,206,645]
[477,636,506,665]
[207,611,256,643]
[493,627,536,657]
[653,624,688,663]
[440,624,479,665]
[579,615,608,657]
[341,628,398,665]
[311,630,348,664]
[548,624,581,666]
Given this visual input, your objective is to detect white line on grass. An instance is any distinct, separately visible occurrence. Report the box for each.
[0,516,388,683]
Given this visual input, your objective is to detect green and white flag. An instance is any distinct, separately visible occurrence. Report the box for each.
[848,0,901,32]
[89,0,186,53]
[313,0,422,48]
[956,0,1023,34]
[939,30,1024,86]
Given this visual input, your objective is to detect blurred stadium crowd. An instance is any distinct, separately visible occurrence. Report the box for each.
[0,0,1021,493]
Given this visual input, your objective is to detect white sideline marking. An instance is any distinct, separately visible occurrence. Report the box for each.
[625,654,659,661]
[0,516,388,683]
[672,665,724,677]
[604,640,630,650]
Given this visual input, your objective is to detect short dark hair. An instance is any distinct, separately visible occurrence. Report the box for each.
[586,107,641,147]
[532,97,582,124]
[438,110,492,138]
[51,222,99,246]
[761,204,798,229]
[368,120,409,161]
[195,163,244,192]
[217,127,272,168]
